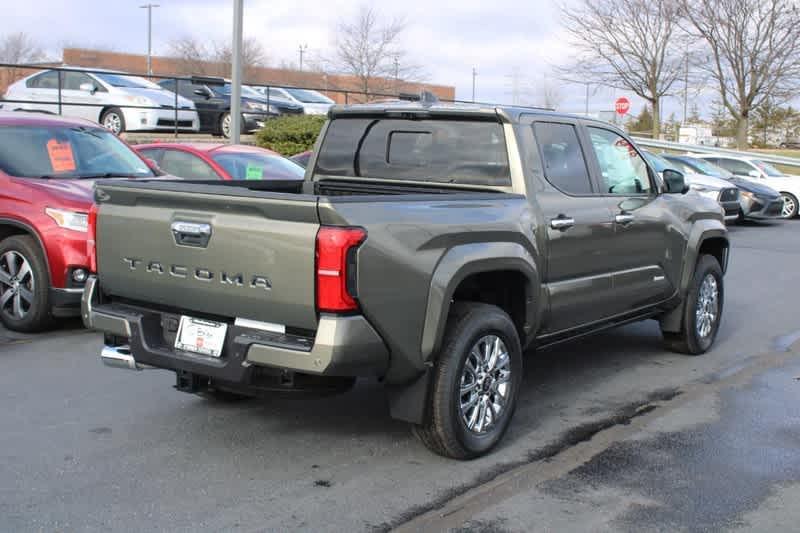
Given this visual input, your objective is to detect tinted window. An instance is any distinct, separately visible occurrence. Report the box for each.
[63,72,95,91]
[137,148,164,165]
[315,118,511,186]
[159,150,218,180]
[533,122,592,194]
[713,158,757,176]
[159,79,176,92]
[94,73,162,89]
[211,151,304,180]
[0,125,154,178]
[27,71,58,89]
[588,128,652,195]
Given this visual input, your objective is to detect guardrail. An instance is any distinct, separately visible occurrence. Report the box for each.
[633,137,800,170]
[0,63,542,140]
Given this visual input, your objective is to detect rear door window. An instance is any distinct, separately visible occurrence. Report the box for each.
[315,118,511,186]
[27,71,59,89]
[532,122,593,195]
[714,158,756,176]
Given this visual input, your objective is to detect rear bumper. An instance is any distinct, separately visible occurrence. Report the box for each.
[82,276,389,379]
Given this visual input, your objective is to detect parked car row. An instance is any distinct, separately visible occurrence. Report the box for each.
[642,150,791,221]
[2,67,334,138]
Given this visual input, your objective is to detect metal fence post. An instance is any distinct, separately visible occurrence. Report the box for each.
[57,70,62,115]
[174,77,179,139]
[345,92,349,105]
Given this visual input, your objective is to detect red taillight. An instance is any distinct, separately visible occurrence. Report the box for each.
[87,203,99,273]
[315,226,366,313]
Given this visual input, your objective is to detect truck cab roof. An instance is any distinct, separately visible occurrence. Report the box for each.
[329,101,613,128]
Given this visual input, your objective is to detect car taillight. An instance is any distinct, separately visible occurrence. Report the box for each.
[87,203,99,273]
[315,226,366,313]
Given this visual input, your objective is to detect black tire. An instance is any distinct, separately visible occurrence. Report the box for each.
[100,107,126,135]
[413,302,523,459]
[780,192,798,219]
[662,255,724,355]
[0,235,52,332]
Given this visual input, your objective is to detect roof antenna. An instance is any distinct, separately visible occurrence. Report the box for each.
[419,90,439,106]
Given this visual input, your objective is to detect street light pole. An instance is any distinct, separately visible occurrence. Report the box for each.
[230,0,243,144]
[139,4,160,76]
[298,44,308,71]
[472,67,477,102]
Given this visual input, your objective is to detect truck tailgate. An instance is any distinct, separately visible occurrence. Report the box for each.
[94,182,320,331]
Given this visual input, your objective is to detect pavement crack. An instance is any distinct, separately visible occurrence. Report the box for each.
[382,388,682,532]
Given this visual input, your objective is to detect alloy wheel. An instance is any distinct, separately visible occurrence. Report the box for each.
[221,114,232,138]
[695,274,719,339]
[459,335,512,434]
[0,251,34,320]
[103,113,122,134]
[781,194,796,218]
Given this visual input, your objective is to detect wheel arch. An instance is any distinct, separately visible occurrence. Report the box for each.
[420,242,540,363]
[0,218,51,278]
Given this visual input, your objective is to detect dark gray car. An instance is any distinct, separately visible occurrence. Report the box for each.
[83,103,728,459]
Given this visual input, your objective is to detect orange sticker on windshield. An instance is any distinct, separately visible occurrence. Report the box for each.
[46,139,76,173]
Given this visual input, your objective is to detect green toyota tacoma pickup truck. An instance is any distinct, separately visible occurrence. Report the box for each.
[83,102,728,459]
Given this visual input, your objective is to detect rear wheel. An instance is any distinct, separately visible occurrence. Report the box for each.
[662,254,723,355]
[780,192,797,219]
[413,302,522,459]
[220,112,233,139]
[0,236,52,332]
[100,107,126,135]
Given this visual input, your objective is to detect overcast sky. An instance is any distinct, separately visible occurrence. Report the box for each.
[4,0,689,119]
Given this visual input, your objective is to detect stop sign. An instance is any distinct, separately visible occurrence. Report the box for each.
[615,97,631,115]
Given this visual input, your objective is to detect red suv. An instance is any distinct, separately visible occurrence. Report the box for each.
[0,111,158,331]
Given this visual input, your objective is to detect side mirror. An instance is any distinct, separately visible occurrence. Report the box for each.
[663,169,688,194]
[193,88,211,98]
[79,82,96,94]
[748,170,761,178]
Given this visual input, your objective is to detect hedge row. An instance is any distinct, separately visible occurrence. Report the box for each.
[254,115,326,156]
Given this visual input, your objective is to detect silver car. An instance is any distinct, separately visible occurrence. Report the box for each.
[3,67,199,135]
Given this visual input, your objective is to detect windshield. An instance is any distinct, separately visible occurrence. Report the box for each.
[643,151,674,173]
[211,151,304,180]
[0,125,154,179]
[94,73,163,90]
[682,157,733,179]
[752,159,785,177]
[284,88,333,104]
[215,84,265,99]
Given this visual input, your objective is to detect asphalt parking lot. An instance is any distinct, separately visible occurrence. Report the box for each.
[2,220,800,532]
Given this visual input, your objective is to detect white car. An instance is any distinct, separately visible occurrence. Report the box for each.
[694,154,800,219]
[3,67,200,135]
[253,86,334,115]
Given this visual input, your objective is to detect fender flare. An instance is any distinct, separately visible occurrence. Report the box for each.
[661,222,729,333]
[420,241,540,361]
[679,222,728,294]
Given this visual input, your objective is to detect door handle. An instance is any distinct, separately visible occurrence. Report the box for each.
[550,217,575,231]
[615,214,635,225]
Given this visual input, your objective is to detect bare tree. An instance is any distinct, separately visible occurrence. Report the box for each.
[679,0,800,149]
[560,0,686,138]
[167,36,267,79]
[0,32,46,93]
[0,32,45,64]
[332,5,422,98]
[537,79,564,110]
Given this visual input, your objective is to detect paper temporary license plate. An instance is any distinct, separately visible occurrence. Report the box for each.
[174,316,228,357]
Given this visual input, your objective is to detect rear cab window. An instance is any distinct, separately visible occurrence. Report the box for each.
[532,122,593,195]
[314,118,511,187]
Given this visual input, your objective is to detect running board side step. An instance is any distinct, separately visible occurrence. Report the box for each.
[101,345,153,370]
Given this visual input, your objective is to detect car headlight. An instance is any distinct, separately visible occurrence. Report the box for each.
[124,95,154,106]
[244,101,270,113]
[45,208,88,232]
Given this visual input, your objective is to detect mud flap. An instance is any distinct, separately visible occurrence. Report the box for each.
[386,369,432,424]
[659,299,686,333]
